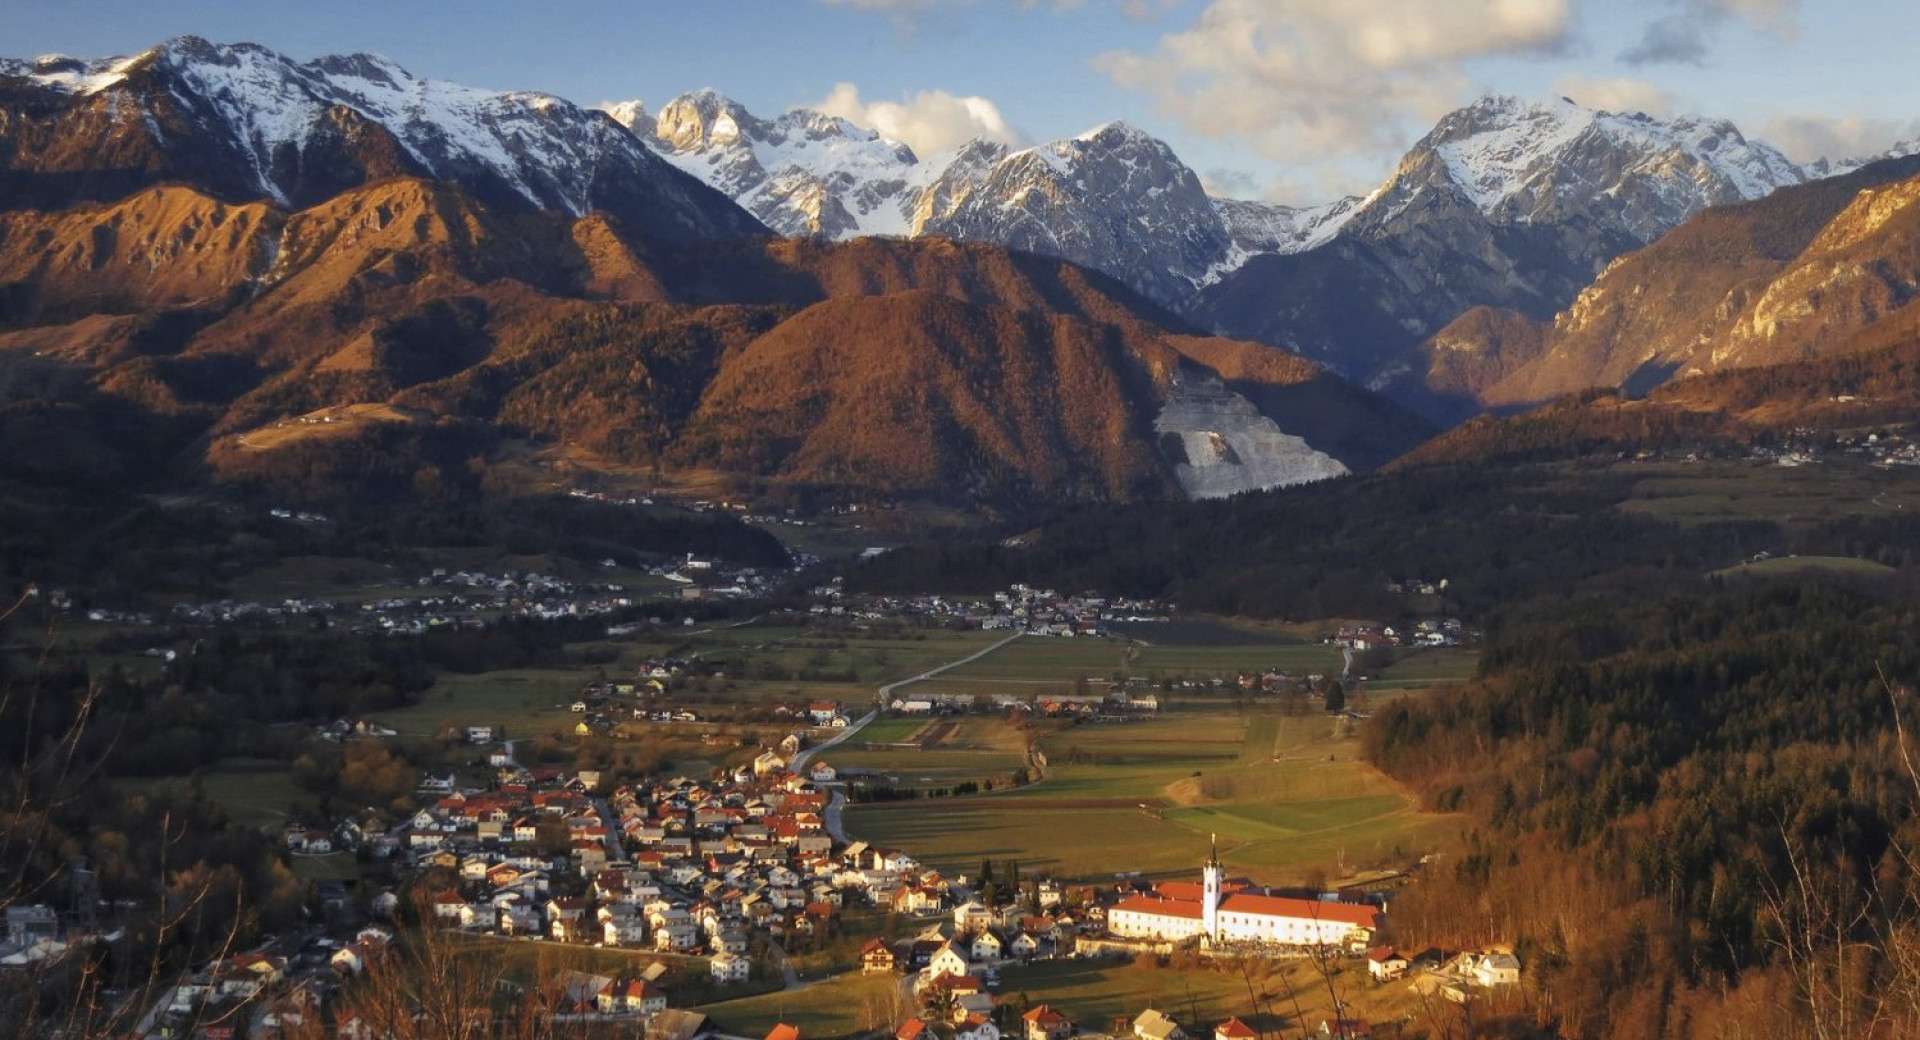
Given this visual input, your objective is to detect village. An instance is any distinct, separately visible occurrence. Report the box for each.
[88,634,1517,1040]
[9,566,1498,1040]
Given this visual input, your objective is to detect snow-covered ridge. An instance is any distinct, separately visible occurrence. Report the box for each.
[1422,94,1805,217]
[604,89,928,238]
[0,36,760,240]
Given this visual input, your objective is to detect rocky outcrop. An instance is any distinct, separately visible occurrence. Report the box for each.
[1153,374,1347,498]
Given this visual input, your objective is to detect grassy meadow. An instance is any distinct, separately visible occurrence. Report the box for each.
[694,971,906,1039]
[995,954,1427,1039]
[848,637,1463,887]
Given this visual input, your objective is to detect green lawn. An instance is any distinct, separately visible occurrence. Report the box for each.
[694,970,905,1039]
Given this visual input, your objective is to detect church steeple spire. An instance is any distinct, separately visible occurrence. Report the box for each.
[1202,833,1222,943]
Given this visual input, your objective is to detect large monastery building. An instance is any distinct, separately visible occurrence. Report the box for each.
[1107,839,1381,948]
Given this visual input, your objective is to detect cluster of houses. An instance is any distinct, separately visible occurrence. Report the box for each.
[396,745,970,994]
[146,924,728,1040]
[1367,945,1524,1004]
[147,926,397,1038]
[63,549,800,638]
[806,580,1167,637]
[1328,619,1471,651]
[886,687,1159,719]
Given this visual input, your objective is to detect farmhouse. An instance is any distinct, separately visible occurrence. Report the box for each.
[1134,1009,1187,1040]
[1106,839,1381,948]
[1366,946,1409,981]
[1023,1006,1073,1040]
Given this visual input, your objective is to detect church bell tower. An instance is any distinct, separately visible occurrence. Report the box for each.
[1202,832,1222,942]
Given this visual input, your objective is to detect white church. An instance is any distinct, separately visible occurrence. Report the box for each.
[1107,838,1381,948]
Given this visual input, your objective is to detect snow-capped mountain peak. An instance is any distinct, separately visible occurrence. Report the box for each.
[5,49,148,95]
[626,89,926,238]
[597,99,649,133]
[1407,93,1804,230]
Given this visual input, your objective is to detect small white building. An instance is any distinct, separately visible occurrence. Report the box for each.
[711,950,751,983]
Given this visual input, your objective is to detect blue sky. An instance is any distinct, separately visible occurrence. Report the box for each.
[7,0,1916,203]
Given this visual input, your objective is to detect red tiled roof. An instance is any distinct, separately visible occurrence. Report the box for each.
[1215,1018,1258,1040]
[1217,892,1379,928]
[1024,1006,1070,1027]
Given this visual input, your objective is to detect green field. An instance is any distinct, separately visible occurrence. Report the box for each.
[825,715,1030,787]
[1614,460,1920,526]
[849,708,1459,885]
[369,668,589,739]
[1364,648,1481,692]
[932,633,1343,688]
[694,971,905,1039]
[1709,554,1898,579]
[137,757,306,834]
[848,716,930,745]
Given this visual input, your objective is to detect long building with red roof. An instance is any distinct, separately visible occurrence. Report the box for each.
[1108,838,1381,948]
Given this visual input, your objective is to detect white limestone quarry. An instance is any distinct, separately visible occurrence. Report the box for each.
[1153,376,1347,500]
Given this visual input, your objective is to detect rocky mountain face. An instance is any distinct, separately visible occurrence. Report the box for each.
[610,89,923,239]
[0,38,764,245]
[916,123,1233,306]
[1423,153,1920,414]
[1187,96,1809,420]
[624,90,1817,424]
[619,92,1286,305]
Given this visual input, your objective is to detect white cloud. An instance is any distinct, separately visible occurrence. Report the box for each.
[1093,0,1577,167]
[1551,74,1680,118]
[1760,113,1919,165]
[815,82,1029,158]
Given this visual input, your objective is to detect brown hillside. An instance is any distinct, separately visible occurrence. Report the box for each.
[654,235,1191,333]
[1396,327,1920,470]
[670,288,1179,503]
[0,186,279,325]
[1416,306,1548,419]
[1448,156,1920,412]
